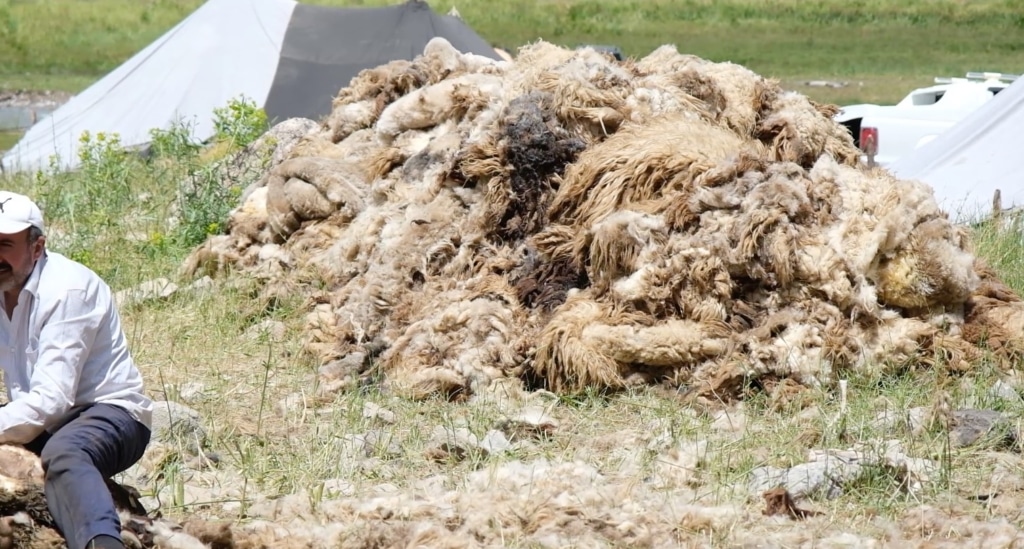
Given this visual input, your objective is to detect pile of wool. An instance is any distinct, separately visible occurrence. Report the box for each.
[183,37,1024,401]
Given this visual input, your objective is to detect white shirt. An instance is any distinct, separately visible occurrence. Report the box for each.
[0,251,153,443]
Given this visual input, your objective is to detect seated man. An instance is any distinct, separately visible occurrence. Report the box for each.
[0,191,153,549]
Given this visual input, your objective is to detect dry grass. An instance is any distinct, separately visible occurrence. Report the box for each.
[117,256,1024,543]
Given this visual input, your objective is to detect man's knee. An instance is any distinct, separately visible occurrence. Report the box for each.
[40,440,91,476]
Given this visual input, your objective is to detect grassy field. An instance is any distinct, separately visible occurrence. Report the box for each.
[1,1,1024,546]
[1,0,1021,106]
[0,130,19,151]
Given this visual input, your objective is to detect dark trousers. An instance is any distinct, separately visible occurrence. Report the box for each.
[25,403,151,549]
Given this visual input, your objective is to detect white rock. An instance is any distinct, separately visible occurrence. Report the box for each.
[115,277,179,308]
[362,401,397,424]
[498,406,559,439]
[188,275,214,291]
[248,319,287,341]
[990,380,1021,403]
[275,392,307,418]
[712,407,747,433]
[150,401,206,452]
[177,381,207,404]
[321,479,356,497]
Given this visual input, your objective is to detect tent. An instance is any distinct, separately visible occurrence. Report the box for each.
[888,76,1024,221]
[1,0,500,173]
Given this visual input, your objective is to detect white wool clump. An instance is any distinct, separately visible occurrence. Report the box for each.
[149,521,208,549]
[376,73,504,140]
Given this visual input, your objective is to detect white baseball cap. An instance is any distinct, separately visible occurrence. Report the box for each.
[0,191,44,235]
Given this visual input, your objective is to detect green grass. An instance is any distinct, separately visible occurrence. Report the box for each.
[0,130,19,151]
[1,0,1022,104]
[973,214,1024,291]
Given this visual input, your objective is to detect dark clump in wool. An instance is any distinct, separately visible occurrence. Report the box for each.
[496,92,586,242]
[512,247,589,312]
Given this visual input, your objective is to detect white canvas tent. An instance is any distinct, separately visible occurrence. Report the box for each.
[1,0,500,173]
[889,76,1024,221]
[2,0,295,173]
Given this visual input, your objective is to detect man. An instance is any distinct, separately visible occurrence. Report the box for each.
[0,190,153,549]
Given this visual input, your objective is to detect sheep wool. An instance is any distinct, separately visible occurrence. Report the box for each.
[184,37,1024,404]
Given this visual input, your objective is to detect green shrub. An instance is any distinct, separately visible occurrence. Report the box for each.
[149,121,202,160]
[213,96,268,149]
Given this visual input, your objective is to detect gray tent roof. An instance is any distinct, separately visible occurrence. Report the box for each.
[264,0,499,124]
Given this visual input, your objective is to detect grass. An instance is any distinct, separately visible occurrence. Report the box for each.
[0,130,19,151]
[1,0,1024,544]
[1,0,1021,105]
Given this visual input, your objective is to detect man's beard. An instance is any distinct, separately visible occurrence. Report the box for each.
[0,261,30,293]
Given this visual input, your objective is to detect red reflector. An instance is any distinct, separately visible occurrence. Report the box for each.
[860,127,878,156]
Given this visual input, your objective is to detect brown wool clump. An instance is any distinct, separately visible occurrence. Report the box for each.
[183,36,1024,403]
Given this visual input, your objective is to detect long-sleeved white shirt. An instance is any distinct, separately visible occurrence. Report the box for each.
[0,250,153,444]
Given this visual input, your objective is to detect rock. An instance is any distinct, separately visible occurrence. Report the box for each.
[275,392,307,417]
[115,278,179,308]
[150,401,207,453]
[425,426,481,462]
[989,380,1021,403]
[188,275,215,292]
[496,406,559,440]
[362,402,396,424]
[177,381,208,404]
[341,430,402,459]
[319,352,367,383]
[872,406,930,435]
[247,319,287,341]
[749,459,853,500]
[950,409,1011,448]
[749,440,938,498]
